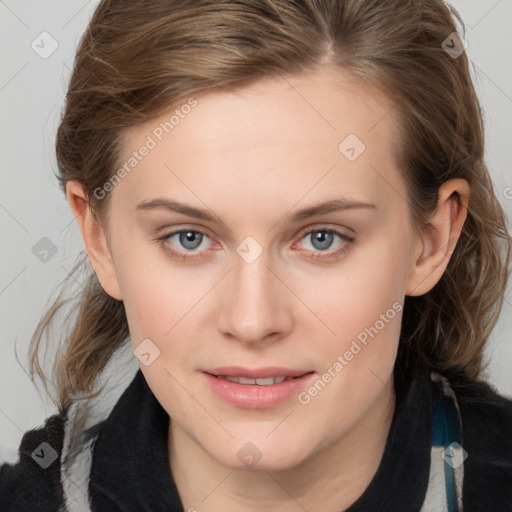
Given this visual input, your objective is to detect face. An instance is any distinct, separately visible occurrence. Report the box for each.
[101,66,418,471]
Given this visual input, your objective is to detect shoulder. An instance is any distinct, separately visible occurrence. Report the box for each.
[1,361,140,511]
[0,410,66,511]
[453,377,512,452]
[451,377,512,510]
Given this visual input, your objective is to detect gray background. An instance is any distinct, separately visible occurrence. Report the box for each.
[1,0,511,463]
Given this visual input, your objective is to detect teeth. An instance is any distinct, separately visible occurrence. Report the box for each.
[239,377,256,385]
[256,377,277,385]
[217,375,290,385]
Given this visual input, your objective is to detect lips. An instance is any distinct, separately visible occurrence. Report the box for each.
[202,366,315,409]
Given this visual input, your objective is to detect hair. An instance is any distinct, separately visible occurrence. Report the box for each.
[28,0,510,413]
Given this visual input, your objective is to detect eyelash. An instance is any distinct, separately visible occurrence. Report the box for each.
[156,227,355,262]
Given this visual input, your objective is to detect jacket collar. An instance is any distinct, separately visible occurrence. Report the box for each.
[89,369,182,510]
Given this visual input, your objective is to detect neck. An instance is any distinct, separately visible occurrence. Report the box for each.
[169,375,396,512]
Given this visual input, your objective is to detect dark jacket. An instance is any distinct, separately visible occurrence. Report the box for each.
[1,360,512,511]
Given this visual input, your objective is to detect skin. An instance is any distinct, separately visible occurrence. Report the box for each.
[67,66,469,511]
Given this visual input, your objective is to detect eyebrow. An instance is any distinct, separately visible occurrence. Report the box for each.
[135,198,376,228]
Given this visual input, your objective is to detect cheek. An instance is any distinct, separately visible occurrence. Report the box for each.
[298,235,410,347]
[121,269,205,345]
[111,239,183,342]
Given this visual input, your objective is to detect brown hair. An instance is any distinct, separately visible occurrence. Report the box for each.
[29,0,510,413]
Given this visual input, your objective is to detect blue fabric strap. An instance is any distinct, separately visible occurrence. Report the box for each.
[420,372,465,511]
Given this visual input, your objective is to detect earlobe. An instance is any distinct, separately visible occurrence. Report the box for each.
[66,180,123,300]
[405,178,469,297]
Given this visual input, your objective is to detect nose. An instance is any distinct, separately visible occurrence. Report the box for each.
[217,247,294,346]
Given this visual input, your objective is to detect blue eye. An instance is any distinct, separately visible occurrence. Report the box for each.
[172,230,205,251]
[156,228,213,261]
[299,228,354,255]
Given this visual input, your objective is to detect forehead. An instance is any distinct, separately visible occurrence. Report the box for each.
[113,66,406,217]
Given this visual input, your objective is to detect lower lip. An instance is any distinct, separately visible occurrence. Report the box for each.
[203,372,315,409]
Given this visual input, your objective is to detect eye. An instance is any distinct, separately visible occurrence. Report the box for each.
[296,228,354,259]
[156,228,215,261]
[168,230,208,251]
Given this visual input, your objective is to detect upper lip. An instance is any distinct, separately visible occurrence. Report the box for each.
[204,367,312,379]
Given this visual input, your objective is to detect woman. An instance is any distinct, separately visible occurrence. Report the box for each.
[1,1,511,510]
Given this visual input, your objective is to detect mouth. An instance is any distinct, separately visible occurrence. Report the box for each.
[202,367,315,409]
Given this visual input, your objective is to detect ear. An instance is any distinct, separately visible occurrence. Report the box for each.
[66,180,123,300]
[405,178,469,296]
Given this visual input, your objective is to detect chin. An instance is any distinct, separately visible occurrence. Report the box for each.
[205,436,313,472]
